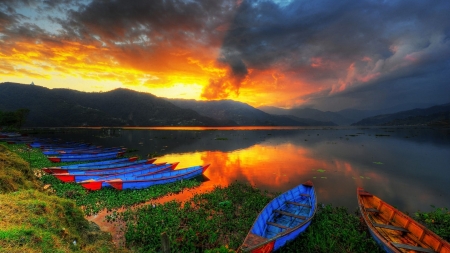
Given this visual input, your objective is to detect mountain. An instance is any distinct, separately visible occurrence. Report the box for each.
[0,82,222,127]
[258,106,352,125]
[259,102,439,125]
[167,99,337,126]
[351,103,450,126]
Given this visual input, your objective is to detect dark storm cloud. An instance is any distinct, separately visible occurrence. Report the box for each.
[60,0,236,46]
[216,0,450,110]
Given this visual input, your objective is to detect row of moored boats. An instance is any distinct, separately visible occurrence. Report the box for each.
[1,133,209,191]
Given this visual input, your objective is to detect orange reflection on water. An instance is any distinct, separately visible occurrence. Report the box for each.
[153,142,334,204]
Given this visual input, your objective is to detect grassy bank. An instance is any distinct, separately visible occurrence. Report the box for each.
[0,143,122,252]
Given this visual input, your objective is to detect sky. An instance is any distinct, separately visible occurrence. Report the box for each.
[1,0,450,111]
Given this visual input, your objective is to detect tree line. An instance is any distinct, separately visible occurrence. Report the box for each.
[0,108,30,130]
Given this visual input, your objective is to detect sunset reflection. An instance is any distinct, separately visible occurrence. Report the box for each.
[153,142,370,206]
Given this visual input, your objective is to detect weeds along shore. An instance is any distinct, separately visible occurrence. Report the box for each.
[2,142,449,252]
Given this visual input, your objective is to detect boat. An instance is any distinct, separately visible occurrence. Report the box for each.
[52,156,139,168]
[106,164,210,190]
[52,162,167,183]
[357,187,450,253]
[239,180,317,252]
[42,146,107,155]
[79,163,177,190]
[47,151,125,162]
[42,158,153,174]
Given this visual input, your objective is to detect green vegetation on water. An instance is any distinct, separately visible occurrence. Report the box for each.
[40,174,202,215]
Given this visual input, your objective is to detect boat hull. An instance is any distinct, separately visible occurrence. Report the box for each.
[106,164,209,190]
[47,151,125,162]
[240,180,317,252]
[357,187,450,253]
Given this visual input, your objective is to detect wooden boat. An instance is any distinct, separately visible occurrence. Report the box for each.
[240,180,317,252]
[47,151,125,163]
[79,163,177,190]
[357,187,450,253]
[106,164,210,190]
[52,162,167,183]
[42,158,153,174]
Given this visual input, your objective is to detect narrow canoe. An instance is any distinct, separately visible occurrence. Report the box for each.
[47,149,126,157]
[42,158,154,174]
[42,147,122,155]
[47,151,125,163]
[240,180,317,253]
[106,164,210,190]
[55,156,139,168]
[79,163,177,190]
[357,187,450,253]
[53,162,167,183]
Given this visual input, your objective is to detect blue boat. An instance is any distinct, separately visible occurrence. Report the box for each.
[42,158,153,174]
[239,181,317,252]
[79,163,177,190]
[42,147,125,155]
[54,162,170,183]
[106,164,210,190]
[47,151,125,162]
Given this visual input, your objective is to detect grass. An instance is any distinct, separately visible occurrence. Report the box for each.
[0,143,124,253]
[118,183,273,252]
[415,206,450,241]
[40,174,202,215]
[276,205,383,253]
[0,144,41,193]
[0,190,122,253]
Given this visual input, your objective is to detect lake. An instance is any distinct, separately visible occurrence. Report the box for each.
[38,126,450,213]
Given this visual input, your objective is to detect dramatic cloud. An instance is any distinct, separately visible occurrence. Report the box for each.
[1,0,449,110]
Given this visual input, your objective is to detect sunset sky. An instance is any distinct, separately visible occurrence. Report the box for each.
[1,0,450,111]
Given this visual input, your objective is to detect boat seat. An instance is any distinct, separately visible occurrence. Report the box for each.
[373,223,409,232]
[266,221,289,229]
[366,208,380,213]
[286,201,311,208]
[391,242,436,253]
[274,210,307,220]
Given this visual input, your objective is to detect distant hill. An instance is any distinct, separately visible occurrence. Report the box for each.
[0,82,222,127]
[351,103,450,126]
[258,106,351,125]
[167,99,337,126]
[259,102,438,126]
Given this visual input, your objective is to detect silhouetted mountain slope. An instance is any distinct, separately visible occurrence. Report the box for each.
[258,106,350,125]
[168,99,336,126]
[0,83,221,127]
[352,103,450,126]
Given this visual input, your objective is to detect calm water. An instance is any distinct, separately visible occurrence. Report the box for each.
[39,126,450,213]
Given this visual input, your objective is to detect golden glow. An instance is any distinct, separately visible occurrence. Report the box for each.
[0,36,321,107]
[151,140,379,205]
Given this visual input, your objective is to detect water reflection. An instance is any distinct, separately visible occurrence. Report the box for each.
[41,127,450,213]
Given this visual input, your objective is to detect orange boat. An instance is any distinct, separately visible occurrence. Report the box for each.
[357,187,450,253]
